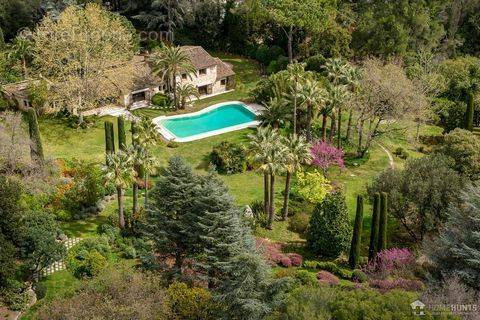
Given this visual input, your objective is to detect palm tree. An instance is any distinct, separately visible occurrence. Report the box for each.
[248,127,278,218]
[285,62,306,134]
[104,151,136,229]
[298,79,327,142]
[325,84,346,143]
[325,58,348,146]
[264,137,287,229]
[149,45,196,109]
[281,134,311,220]
[176,83,199,109]
[130,145,159,207]
[131,117,160,215]
[258,97,289,129]
[7,35,32,78]
[344,65,362,143]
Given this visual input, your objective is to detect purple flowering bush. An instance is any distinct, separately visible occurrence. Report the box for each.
[255,238,303,268]
[364,248,415,279]
[310,141,345,174]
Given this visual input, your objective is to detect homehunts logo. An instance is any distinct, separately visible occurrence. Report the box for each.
[411,300,426,316]
[411,300,480,317]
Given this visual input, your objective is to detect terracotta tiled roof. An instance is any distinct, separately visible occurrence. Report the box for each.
[214,58,235,80]
[180,46,217,70]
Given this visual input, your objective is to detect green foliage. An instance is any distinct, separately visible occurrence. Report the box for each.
[377,193,388,251]
[292,170,331,204]
[436,128,480,180]
[432,98,466,133]
[368,193,380,261]
[117,116,126,151]
[151,92,171,107]
[253,45,284,66]
[66,237,111,278]
[393,147,409,159]
[427,185,480,290]
[210,141,248,174]
[288,212,310,235]
[166,282,218,319]
[60,160,107,217]
[439,56,480,101]
[266,55,289,75]
[26,80,49,114]
[305,54,326,73]
[307,191,351,258]
[351,269,367,283]
[275,285,450,320]
[349,195,363,268]
[368,155,463,242]
[25,107,44,166]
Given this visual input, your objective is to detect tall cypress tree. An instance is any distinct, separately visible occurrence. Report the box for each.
[378,192,388,251]
[25,108,44,166]
[104,121,115,163]
[118,116,126,151]
[131,121,139,216]
[368,193,381,261]
[465,91,475,131]
[349,195,364,268]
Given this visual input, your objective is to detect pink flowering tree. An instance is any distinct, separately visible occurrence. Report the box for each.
[310,141,345,176]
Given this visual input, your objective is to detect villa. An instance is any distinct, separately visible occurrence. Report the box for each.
[1,46,236,112]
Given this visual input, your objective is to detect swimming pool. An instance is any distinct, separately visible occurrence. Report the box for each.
[153,101,260,142]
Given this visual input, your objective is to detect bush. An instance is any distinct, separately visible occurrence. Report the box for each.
[151,93,171,107]
[302,261,352,280]
[254,45,284,66]
[435,128,480,180]
[34,282,47,300]
[266,55,289,75]
[166,140,179,148]
[351,269,368,283]
[210,141,247,174]
[393,147,409,159]
[288,212,310,235]
[288,253,303,267]
[364,248,415,279]
[166,282,218,319]
[316,271,339,286]
[307,191,351,258]
[255,238,303,268]
[59,160,107,217]
[295,270,318,286]
[66,237,111,278]
[305,54,326,72]
[369,278,424,293]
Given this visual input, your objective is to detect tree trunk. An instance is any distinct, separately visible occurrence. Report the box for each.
[322,113,328,141]
[117,187,125,229]
[357,119,364,157]
[144,173,149,207]
[346,109,354,142]
[263,172,269,215]
[337,107,342,148]
[282,171,292,220]
[329,114,336,142]
[22,58,28,78]
[293,83,297,135]
[132,182,138,216]
[306,104,313,142]
[287,26,293,63]
[268,173,275,229]
[172,72,178,110]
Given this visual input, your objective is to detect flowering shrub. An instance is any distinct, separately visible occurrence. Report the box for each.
[364,248,415,278]
[310,141,345,174]
[255,238,303,268]
[288,253,303,267]
[316,271,339,285]
[369,278,424,293]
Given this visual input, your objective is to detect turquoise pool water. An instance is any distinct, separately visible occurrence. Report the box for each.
[161,103,257,138]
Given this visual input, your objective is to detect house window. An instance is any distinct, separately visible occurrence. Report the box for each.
[220,79,226,86]
[181,73,187,80]
[199,68,207,75]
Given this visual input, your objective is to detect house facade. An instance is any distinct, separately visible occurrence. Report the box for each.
[122,46,236,108]
[2,46,236,112]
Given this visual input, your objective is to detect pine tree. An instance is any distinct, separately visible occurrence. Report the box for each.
[118,116,126,151]
[428,185,480,290]
[146,156,202,275]
[377,192,388,251]
[25,108,44,166]
[368,193,380,261]
[465,91,475,131]
[349,195,364,268]
[307,191,351,258]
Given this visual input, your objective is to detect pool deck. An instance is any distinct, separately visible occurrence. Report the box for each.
[152,101,264,142]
